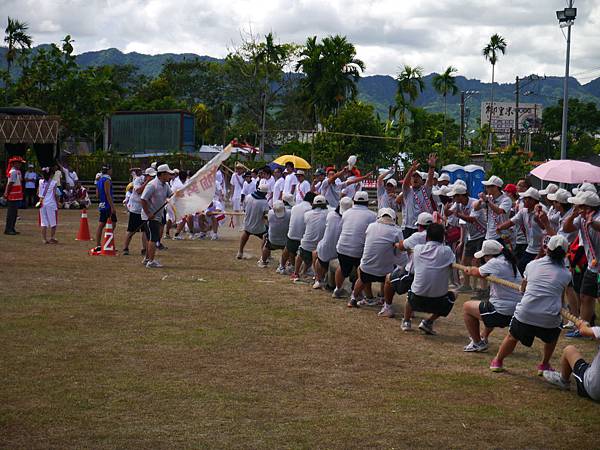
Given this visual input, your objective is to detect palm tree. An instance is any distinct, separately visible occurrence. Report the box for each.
[4,17,33,80]
[395,65,424,137]
[432,66,459,148]
[482,34,508,152]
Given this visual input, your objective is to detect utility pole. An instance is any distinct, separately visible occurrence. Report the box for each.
[514,76,519,145]
[460,91,465,151]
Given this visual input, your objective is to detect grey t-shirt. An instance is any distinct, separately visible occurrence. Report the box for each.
[401,185,433,229]
[410,241,456,297]
[583,327,600,401]
[360,221,406,276]
[514,256,572,328]
[574,212,600,273]
[452,197,486,241]
[243,194,269,234]
[403,230,427,273]
[484,193,512,240]
[268,209,291,246]
[511,205,547,255]
[288,201,312,241]
[377,184,398,211]
[300,208,328,251]
[479,255,523,316]
[141,178,173,221]
[320,178,343,209]
[128,175,145,214]
[316,210,343,262]
[336,205,377,258]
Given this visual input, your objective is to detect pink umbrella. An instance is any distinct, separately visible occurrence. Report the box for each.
[530,159,600,184]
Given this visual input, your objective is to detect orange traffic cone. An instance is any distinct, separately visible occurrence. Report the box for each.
[100,219,117,256]
[76,209,92,241]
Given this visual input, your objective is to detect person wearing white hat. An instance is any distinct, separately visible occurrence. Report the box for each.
[376,169,399,211]
[381,212,434,321]
[539,183,558,198]
[490,235,572,374]
[141,164,174,268]
[562,190,600,333]
[347,208,406,309]
[292,195,329,282]
[282,161,298,197]
[332,191,377,298]
[437,172,451,187]
[280,191,316,273]
[37,167,60,244]
[294,170,311,205]
[572,182,597,196]
[475,175,513,242]
[461,240,522,352]
[23,163,38,208]
[399,154,437,238]
[122,168,155,255]
[497,187,546,275]
[312,196,353,289]
[259,200,291,268]
[230,163,246,226]
[237,181,270,260]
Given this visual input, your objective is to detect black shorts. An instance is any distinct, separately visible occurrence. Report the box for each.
[247,230,266,238]
[508,317,561,347]
[573,358,592,399]
[144,220,162,243]
[402,227,417,239]
[572,266,586,293]
[337,252,361,278]
[99,209,117,224]
[390,267,414,295]
[514,243,528,263]
[479,302,512,328]
[299,247,313,266]
[316,257,329,270]
[465,237,484,258]
[161,209,167,225]
[265,239,285,251]
[286,237,301,255]
[127,212,143,233]
[408,291,456,317]
[359,268,386,284]
[580,269,599,298]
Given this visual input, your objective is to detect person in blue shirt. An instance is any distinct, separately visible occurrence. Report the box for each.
[94,164,116,252]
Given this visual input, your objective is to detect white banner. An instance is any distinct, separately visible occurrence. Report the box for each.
[480,102,542,133]
[168,143,232,220]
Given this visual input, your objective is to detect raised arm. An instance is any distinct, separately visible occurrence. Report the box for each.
[346,171,373,186]
[403,161,419,191]
[426,153,437,188]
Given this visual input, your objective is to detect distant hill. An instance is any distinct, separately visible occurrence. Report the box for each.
[3,45,600,124]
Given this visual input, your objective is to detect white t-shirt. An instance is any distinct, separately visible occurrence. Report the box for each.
[451,198,486,241]
[336,205,377,258]
[128,176,145,214]
[360,221,406,276]
[243,194,269,234]
[320,178,343,209]
[272,177,285,202]
[479,255,523,316]
[287,201,312,241]
[401,185,433,229]
[283,172,298,195]
[511,205,547,255]
[268,209,291,246]
[316,210,343,262]
[295,180,311,204]
[242,180,255,199]
[403,230,427,273]
[24,170,38,189]
[583,327,600,401]
[573,213,600,273]
[170,176,184,193]
[514,256,572,328]
[410,241,456,297]
[484,193,512,240]
[38,179,58,209]
[342,177,360,199]
[377,184,398,211]
[231,173,245,199]
[300,208,328,251]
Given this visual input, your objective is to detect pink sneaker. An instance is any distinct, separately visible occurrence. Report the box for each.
[489,359,504,372]
[536,363,554,376]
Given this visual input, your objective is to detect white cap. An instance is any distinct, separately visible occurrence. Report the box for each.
[572,182,597,196]
[339,196,353,213]
[282,193,295,206]
[438,173,451,182]
[449,184,468,196]
[547,235,569,252]
[156,164,175,174]
[353,191,369,202]
[296,169,305,176]
[377,207,397,220]
[482,175,503,187]
[474,239,504,259]
[273,200,286,218]
[433,185,452,197]
[454,179,467,188]
[313,194,327,205]
[433,171,440,179]
[415,212,434,227]
[416,171,428,179]
[519,187,541,201]
[151,162,157,169]
[385,178,398,187]
[539,183,558,196]
[347,155,357,168]
[257,181,269,193]
[568,191,600,207]
[144,168,157,176]
[173,168,180,175]
[547,188,570,203]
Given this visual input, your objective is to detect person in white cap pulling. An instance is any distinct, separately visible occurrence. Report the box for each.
[461,239,522,352]
[292,195,329,282]
[141,164,175,268]
[490,235,572,374]
[562,190,600,336]
[237,181,270,260]
[313,196,353,289]
[332,191,377,298]
[348,207,406,309]
[279,191,316,274]
[258,200,291,268]
[399,153,437,239]
[475,175,513,242]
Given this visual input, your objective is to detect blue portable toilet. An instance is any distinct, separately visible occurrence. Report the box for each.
[441,164,467,184]
[465,164,485,197]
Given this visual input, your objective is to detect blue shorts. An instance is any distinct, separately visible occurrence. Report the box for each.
[99,209,117,224]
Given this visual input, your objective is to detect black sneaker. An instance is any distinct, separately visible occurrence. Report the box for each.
[156,242,167,250]
[4,231,17,235]
[347,297,359,308]
[122,248,129,255]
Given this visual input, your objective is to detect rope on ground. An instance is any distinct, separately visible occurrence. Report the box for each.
[452,263,580,325]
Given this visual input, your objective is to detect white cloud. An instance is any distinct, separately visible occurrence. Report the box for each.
[1,0,599,83]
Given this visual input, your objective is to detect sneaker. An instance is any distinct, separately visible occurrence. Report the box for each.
[211,233,219,241]
[536,363,554,376]
[172,234,184,240]
[418,319,437,335]
[122,248,130,255]
[312,280,324,289]
[456,285,473,293]
[347,297,359,308]
[257,259,268,268]
[489,359,504,372]
[332,288,348,299]
[463,339,488,353]
[290,272,300,282]
[236,252,243,260]
[401,320,412,331]
[565,330,587,339]
[276,265,286,274]
[156,242,167,250]
[562,321,575,330]
[306,267,315,277]
[478,339,489,352]
[146,260,163,268]
[378,305,395,318]
[543,370,570,390]
[141,257,149,265]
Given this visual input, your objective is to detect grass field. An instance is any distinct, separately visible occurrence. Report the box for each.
[1,207,600,449]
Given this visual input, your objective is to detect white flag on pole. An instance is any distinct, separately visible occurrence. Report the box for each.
[168,143,233,221]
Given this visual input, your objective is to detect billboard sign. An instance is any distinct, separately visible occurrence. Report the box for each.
[480,102,542,134]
